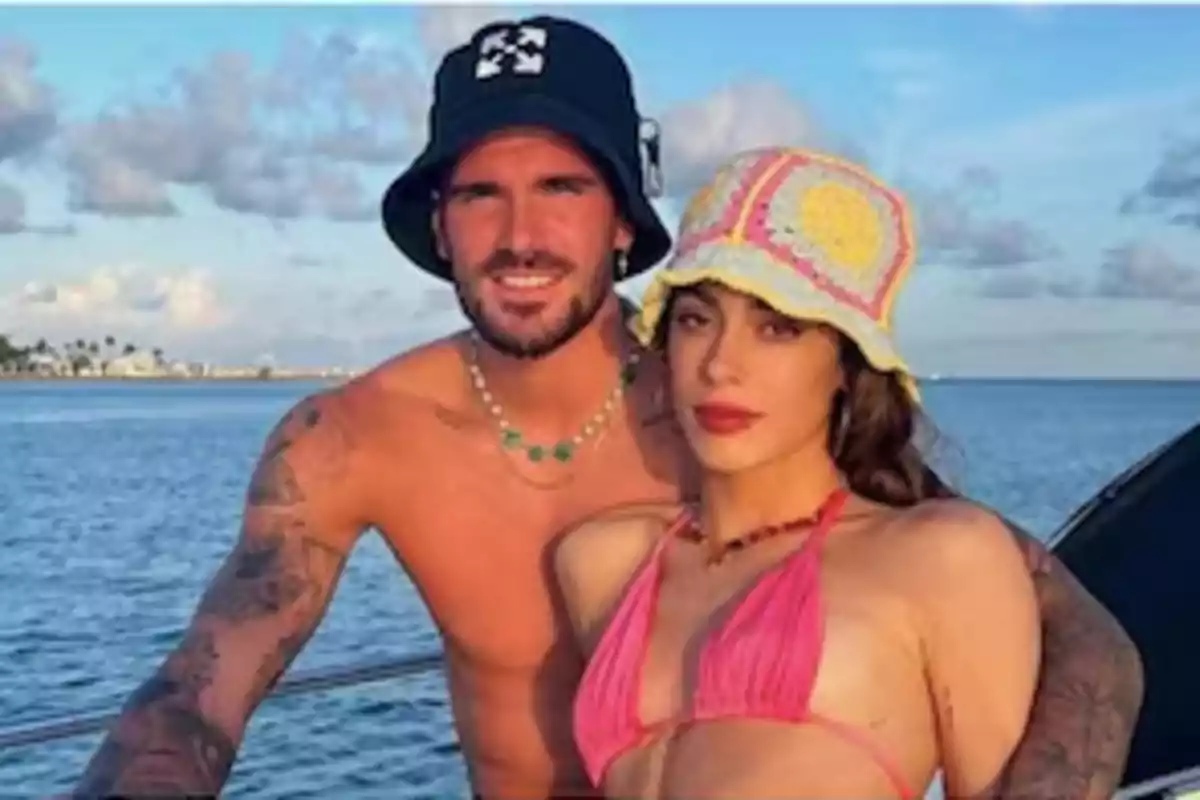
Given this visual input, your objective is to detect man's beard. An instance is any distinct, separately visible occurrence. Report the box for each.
[453,249,613,360]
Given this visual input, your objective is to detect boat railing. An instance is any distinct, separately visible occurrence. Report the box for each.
[0,649,445,751]
[1115,765,1200,800]
[6,648,1199,797]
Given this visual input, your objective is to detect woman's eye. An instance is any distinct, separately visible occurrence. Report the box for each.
[673,310,707,329]
[763,319,803,338]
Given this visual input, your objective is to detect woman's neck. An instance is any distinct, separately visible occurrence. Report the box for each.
[696,441,845,548]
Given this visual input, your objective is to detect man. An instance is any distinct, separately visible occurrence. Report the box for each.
[73,15,1142,800]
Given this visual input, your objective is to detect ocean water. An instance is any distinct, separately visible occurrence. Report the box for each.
[2,378,1197,798]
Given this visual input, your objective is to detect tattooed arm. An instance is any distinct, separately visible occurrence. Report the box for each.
[73,391,370,797]
[990,522,1145,800]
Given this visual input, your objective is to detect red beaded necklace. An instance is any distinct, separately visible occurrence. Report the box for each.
[678,489,846,566]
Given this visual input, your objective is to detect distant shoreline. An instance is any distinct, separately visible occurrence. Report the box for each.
[916,376,1200,386]
[1,373,1196,385]
[0,373,347,384]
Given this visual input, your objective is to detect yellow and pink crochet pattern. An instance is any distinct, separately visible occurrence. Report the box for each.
[631,147,921,403]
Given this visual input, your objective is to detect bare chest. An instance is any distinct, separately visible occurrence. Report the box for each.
[375,419,685,668]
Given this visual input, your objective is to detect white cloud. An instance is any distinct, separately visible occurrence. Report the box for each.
[909,87,1199,179]
[0,37,57,163]
[0,178,24,231]
[417,5,514,63]
[6,265,229,334]
[1096,241,1200,303]
[897,291,1200,378]
[659,81,830,197]
[909,168,1060,269]
[863,47,952,105]
[0,256,468,367]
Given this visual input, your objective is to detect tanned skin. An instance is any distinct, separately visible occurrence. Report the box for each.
[72,128,1143,798]
[73,392,368,796]
[988,528,1145,800]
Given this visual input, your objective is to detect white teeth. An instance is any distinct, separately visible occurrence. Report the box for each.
[498,274,555,289]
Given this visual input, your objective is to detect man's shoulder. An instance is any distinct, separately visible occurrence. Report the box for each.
[334,331,470,418]
[252,334,471,515]
[259,334,466,463]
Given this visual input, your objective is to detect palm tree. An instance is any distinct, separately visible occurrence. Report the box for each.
[0,334,17,369]
[68,349,90,376]
[97,336,114,375]
[0,336,31,373]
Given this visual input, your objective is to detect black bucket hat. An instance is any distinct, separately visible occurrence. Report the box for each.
[381,15,672,282]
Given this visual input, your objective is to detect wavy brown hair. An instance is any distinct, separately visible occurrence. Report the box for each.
[830,336,957,506]
[651,288,957,508]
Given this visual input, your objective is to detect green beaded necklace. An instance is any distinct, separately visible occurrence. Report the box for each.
[466,334,642,464]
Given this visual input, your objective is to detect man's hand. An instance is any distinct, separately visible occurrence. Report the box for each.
[72,391,369,797]
[991,521,1144,800]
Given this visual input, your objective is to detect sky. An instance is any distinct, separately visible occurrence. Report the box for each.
[1,3,1199,377]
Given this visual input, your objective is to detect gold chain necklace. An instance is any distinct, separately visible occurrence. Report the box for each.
[466,333,642,464]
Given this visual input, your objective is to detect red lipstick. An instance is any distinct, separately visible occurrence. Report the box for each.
[691,402,763,435]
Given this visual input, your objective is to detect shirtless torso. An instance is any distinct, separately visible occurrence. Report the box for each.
[363,336,686,796]
[72,329,690,799]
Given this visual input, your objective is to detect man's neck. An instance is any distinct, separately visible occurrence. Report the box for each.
[697,441,843,547]
[470,296,635,428]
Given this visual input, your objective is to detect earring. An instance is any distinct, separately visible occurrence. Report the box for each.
[615,250,629,279]
[832,393,852,457]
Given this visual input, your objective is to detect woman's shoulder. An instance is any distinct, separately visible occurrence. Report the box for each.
[881,497,1031,594]
[555,501,683,580]
[892,495,1008,531]
[553,502,684,646]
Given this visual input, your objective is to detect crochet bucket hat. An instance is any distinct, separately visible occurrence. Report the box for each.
[629,147,921,402]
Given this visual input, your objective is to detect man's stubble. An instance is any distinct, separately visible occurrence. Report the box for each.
[452,250,617,361]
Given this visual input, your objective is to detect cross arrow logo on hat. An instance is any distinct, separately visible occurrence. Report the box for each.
[475,25,548,80]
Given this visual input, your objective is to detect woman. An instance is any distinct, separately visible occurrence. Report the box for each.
[553,147,1041,799]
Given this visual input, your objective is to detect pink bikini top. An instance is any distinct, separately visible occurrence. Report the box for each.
[571,488,916,798]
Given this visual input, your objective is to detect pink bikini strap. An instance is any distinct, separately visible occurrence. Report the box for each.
[812,486,850,541]
[664,508,693,538]
[805,711,917,799]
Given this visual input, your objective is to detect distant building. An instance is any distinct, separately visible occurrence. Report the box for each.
[164,360,210,378]
[106,350,160,377]
[26,353,70,376]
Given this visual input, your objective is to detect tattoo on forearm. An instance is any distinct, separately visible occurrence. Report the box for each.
[74,634,233,796]
[994,523,1143,800]
[255,628,310,698]
[74,532,343,797]
[74,705,237,797]
[203,518,344,688]
[75,395,354,797]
